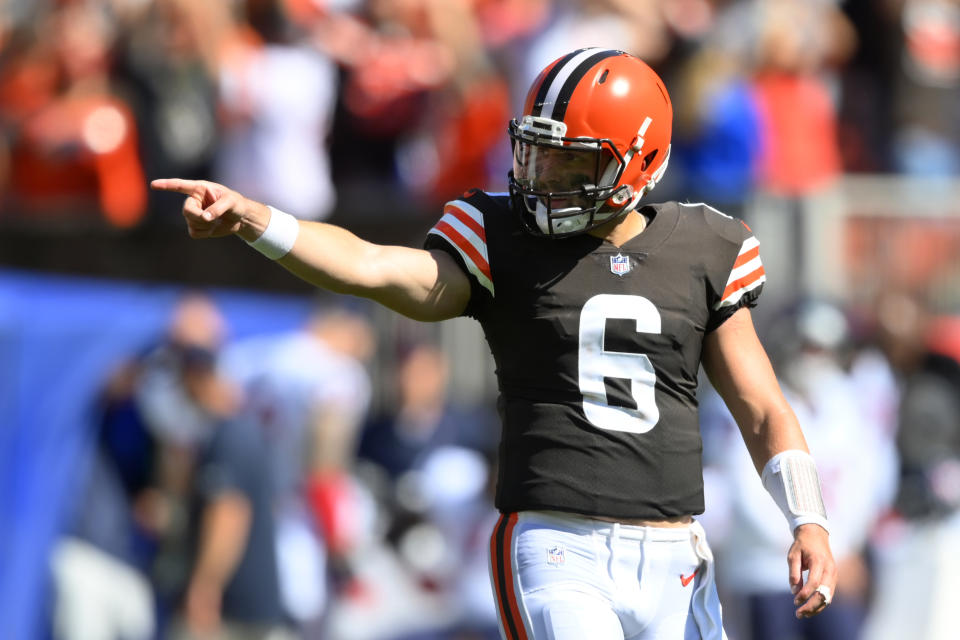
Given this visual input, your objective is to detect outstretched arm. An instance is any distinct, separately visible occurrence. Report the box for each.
[702,307,837,619]
[151,179,471,321]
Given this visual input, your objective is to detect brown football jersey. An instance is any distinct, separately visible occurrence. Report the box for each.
[424,191,765,519]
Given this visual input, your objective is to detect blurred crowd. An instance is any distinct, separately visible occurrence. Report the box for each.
[3,0,960,639]
[0,0,958,229]
[50,287,960,640]
[57,291,501,640]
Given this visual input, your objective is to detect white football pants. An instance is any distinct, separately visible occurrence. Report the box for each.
[489,511,727,640]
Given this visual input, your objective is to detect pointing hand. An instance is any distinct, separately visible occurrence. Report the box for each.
[150,179,266,240]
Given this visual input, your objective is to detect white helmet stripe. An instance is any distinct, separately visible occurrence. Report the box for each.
[539,48,607,120]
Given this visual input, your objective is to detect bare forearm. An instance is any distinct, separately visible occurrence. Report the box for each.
[279,222,397,293]
[192,493,251,587]
[234,200,379,293]
[242,203,465,320]
[738,402,810,474]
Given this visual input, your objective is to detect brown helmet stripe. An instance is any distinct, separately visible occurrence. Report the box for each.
[549,49,622,122]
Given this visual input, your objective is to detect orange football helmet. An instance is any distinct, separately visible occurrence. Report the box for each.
[509,49,673,237]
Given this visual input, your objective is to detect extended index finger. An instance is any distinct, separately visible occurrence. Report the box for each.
[150,178,202,196]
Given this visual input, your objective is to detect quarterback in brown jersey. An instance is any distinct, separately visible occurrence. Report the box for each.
[153,48,836,640]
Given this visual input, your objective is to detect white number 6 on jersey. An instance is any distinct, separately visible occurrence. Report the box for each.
[578,294,660,433]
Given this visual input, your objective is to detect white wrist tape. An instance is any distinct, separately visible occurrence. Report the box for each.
[761,449,830,534]
[246,206,299,259]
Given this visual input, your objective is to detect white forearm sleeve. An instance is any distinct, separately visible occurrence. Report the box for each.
[761,449,830,534]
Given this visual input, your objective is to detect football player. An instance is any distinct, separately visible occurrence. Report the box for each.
[153,48,836,640]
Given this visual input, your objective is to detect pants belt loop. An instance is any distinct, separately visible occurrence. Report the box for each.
[608,521,621,577]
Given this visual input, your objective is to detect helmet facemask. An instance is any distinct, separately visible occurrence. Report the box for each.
[508,116,632,238]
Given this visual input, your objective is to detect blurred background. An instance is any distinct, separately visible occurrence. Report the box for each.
[1,0,960,639]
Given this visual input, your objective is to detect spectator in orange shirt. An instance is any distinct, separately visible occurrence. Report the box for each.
[0,3,146,227]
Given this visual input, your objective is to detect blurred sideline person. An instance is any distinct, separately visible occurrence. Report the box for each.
[54,293,292,640]
[141,308,294,640]
[359,342,497,481]
[154,49,836,639]
[110,292,289,640]
[51,293,230,640]
[49,301,189,640]
[219,303,375,630]
[702,301,896,640]
[863,293,960,640]
[318,342,501,640]
[0,1,148,226]
[132,294,232,633]
[742,0,855,315]
[167,345,293,640]
[356,342,501,638]
[51,424,156,640]
[213,0,339,221]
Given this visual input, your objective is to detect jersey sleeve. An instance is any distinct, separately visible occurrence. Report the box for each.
[704,209,766,331]
[423,195,495,318]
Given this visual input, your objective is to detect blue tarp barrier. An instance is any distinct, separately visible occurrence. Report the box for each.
[0,268,313,640]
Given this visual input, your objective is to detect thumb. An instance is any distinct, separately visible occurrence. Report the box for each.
[202,193,240,222]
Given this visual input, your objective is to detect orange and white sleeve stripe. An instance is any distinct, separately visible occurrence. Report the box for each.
[427,200,494,296]
[715,236,765,309]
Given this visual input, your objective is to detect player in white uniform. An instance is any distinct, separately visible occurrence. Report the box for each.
[219,309,372,625]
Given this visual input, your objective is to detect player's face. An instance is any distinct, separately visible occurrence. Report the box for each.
[513,142,605,209]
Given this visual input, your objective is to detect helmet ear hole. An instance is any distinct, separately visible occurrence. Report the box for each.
[640,149,658,172]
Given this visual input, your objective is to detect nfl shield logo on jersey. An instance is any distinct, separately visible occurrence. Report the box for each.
[546,544,566,567]
[610,253,631,276]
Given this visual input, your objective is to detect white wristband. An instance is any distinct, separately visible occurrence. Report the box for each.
[246,206,299,260]
[761,449,830,534]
